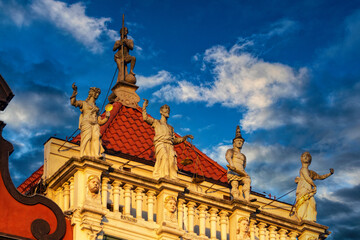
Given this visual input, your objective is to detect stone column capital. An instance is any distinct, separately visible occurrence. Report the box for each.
[209,207,219,214]
[135,187,145,193]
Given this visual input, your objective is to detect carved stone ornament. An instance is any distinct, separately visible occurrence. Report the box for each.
[0,76,67,240]
[108,81,140,108]
[87,175,101,201]
[236,217,258,240]
[164,195,177,224]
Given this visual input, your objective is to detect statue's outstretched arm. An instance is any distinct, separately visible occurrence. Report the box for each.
[312,168,334,180]
[173,134,194,145]
[142,99,154,125]
[70,83,82,108]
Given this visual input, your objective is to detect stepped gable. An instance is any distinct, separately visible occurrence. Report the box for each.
[17,165,43,194]
[72,102,227,183]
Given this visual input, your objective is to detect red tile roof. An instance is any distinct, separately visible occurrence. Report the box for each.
[17,165,43,194]
[72,102,227,183]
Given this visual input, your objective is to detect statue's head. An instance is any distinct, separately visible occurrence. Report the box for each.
[120,27,128,36]
[233,126,245,148]
[301,152,312,165]
[164,196,177,213]
[88,87,101,100]
[237,217,249,234]
[160,104,170,118]
[87,175,100,194]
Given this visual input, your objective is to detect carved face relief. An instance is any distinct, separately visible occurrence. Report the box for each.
[87,176,100,195]
[165,199,177,213]
[239,219,249,233]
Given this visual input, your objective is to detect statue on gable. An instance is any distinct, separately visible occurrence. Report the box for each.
[294,152,334,222]
[226,126,252,202]
[113,14,136,84]
[70,83,110,159]
[142,99,193,180]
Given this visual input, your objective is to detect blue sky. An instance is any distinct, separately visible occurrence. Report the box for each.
[1,0,360,238]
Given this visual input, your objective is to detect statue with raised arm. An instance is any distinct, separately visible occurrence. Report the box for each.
[294,152,334,222]
[70,83,110,159]
[142,99,193,180]
[226,126,252,201]
[113,14,136,84]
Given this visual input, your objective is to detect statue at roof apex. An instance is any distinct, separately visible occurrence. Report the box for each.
[70,83,110,159]
[113,14,136,84]
[142,99,194,180]
[226,126,253,202]
[294,152,334,222]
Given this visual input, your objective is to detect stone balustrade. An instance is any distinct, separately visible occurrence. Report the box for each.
[44,155,329,240]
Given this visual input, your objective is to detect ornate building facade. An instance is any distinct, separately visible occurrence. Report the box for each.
[1,17,332,240]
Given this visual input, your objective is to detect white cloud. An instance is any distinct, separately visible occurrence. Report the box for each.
[137,70,175,89]
[0,0,31,27]
[267,19,298,37]
[154,45,307,132]
[0,90,75,129]
[29,0,117,53]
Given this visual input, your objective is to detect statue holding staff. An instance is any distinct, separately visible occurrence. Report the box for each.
[113,14,136,84]
[142,99,193,180]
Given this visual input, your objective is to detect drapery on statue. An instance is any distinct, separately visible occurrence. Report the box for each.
[142,99,193,180]
[113,14,136,84]
[70,83,110,159]
[294,152,334,222]
[226,126,252,201]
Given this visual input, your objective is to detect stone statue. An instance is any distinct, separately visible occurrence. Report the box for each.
[226,126,252,201]
[70,83,109,159]
[142,99,193,180]
[237,217,258,240]
[113,14,136,84]
[87,175,100,199]
[294,152,334,222]
[164,196,177,223]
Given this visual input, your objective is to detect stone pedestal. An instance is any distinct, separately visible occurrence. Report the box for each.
[155,178,186,240]
[157,223,184,240]
[108,81,140,108]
